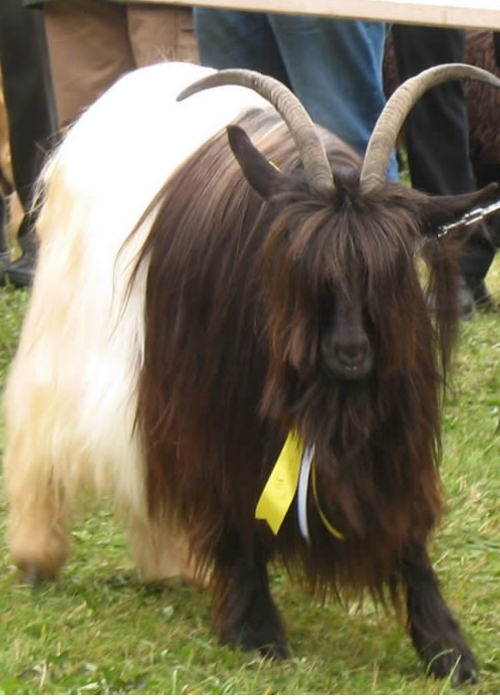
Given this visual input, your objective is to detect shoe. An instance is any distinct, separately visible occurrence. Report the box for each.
[0,250,10,285]
[3,211,39,288]
[4,250,36,287]
[0,192,10,283]
[0,248,10,280]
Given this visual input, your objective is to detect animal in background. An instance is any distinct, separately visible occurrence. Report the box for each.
[384,29,500,245]
[4,61,500,685]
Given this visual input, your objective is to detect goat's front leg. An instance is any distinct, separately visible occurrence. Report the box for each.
[211,531,288,659]
[403,544,478,685]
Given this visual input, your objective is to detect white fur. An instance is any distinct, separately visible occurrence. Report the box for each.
[3,62,269,581]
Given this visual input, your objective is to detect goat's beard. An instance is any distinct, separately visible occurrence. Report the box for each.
[285,368,387,538]
[275,366,378,466]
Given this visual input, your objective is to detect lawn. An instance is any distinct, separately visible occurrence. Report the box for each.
[0,261,499,695]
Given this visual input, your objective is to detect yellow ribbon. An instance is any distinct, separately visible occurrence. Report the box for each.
[255,431,344,540]
[255,431,303,535]
[311,463,344,540]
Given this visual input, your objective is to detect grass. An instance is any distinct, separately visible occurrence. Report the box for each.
[1,262,500,695]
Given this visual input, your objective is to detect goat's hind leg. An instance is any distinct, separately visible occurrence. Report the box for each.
[403,544,478,685]
[211,531,288,659]
[127,514,201,586]
[5,447,71,585]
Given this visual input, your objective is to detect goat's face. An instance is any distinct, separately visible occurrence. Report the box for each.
[256,178,500,407]
[223,120,500,400]
[318,273,373,382]
[178,68,500,399]
[258,185,429,393]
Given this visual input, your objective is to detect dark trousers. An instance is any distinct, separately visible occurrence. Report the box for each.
[494,32,500,68]
[391,25,494,282]
[0,0,58,245]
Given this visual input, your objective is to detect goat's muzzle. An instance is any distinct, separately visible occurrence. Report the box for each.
[321,335,373,381]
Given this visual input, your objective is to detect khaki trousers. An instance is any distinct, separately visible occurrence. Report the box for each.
[44,0,199,128]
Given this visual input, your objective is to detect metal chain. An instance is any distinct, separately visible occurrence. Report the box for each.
[414,196,500,257]
[437,196,500,237]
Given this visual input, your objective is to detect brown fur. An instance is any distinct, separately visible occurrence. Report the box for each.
[132,111,472,607]
[6,75,496,678]
[127,99,499,678]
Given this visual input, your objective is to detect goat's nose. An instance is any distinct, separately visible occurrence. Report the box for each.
[335,339,368,368]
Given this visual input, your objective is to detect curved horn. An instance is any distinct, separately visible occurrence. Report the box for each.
[360,63,500,193]
[177,69,335,194]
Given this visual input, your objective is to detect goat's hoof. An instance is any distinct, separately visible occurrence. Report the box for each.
[221,625,289,660]
[428,650,478,686]
[20,564,45,587]
[238,634,289,660]
[449,657,479,687]
[259,640,289,660]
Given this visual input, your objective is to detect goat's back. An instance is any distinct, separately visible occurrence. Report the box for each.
[2,61,272,513]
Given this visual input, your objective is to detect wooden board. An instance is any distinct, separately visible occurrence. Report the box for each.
[139,0,500,31]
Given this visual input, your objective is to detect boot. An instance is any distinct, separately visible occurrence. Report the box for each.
[458,223,496,316]
[4,210,38,288]
[0,190,11,282]
[0,0,58,288]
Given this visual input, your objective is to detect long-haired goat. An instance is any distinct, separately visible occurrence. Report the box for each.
[4,61,500,685]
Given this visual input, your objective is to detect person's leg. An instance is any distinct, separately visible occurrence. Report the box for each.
[44,0,136,129]
[0,88,11,273]
[493,32,500,69]
[0,0,58,286]
[392,27,473,194]
[392,25,495,314]
[194,9,290,87]
[128,4,199,66]
[0,192,9,275]
[269,16,398,180]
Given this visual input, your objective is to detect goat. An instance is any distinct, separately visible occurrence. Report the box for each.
[463,30,500,197]
[3,61,500,685]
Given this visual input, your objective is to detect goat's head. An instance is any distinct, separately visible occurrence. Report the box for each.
[177,66,500,429]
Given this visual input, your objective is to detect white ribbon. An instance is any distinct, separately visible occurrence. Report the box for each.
[297,442,315,544]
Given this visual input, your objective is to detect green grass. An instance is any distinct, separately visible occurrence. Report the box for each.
[1,263,500,695]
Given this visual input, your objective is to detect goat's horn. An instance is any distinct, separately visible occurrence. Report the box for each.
[360,63,500,193]
[177,69,335,194]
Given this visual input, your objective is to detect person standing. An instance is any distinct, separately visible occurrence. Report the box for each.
[194,9,398,180]
[0,0,58,287]
[27,0,199,129]
[391,24,496,317]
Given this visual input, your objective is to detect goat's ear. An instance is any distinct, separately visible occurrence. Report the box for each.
[422,182,499,234]
[227,125,293,200]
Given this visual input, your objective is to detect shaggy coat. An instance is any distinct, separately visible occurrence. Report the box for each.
[4,61,499,685]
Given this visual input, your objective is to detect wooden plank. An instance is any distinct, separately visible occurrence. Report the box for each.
[140,0,500,31]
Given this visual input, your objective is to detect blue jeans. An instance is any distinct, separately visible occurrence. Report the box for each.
[194,9,398,181]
